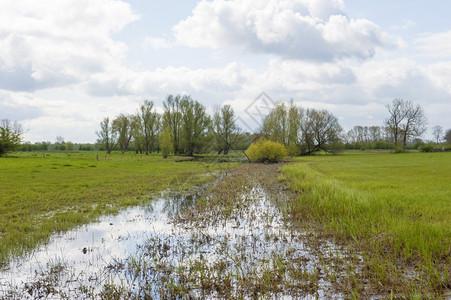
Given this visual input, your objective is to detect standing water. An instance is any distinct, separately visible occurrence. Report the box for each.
[0,173,345,299]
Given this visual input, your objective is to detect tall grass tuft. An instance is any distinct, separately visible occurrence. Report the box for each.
[281,152,451,297]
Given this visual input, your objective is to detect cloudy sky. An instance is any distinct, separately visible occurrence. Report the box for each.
[1,0,450,143]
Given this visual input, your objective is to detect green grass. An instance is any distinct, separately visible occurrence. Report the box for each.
[281,152,451,297]
[0,151,233,266]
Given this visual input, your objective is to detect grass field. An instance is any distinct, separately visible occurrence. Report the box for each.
[0,151,232,266]
[1,150,450,297]
[281,152,451,297]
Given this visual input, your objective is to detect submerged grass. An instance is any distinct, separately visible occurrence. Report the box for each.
[281,152,451,297]
[0,151,233,267]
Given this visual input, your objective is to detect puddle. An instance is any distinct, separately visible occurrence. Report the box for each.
[0,179,346,299]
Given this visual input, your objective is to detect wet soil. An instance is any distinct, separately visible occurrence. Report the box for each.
[1,163,361,299]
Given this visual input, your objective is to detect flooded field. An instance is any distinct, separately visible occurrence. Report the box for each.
[1,164,360,299]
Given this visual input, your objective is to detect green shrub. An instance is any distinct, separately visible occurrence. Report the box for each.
[245,139,288,163]
[420,143,435,152]
[419,143,447,152]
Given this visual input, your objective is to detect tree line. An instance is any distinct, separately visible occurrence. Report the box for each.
[2,97,451,157]
[96,95,243,157]
[258,98,449,154]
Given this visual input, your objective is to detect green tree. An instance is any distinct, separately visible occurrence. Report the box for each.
[213,104,240,154]
[262,101,301,147]
[112,114,134,153]
[299,108,342,155]
[0,119,23,157]
[130,115,144,154]
[159,127,173,158]
[96,117,117,154]
[261,102,340,155]
[136,100,161,155]
[163,94,182,154]
[179,96,211,156]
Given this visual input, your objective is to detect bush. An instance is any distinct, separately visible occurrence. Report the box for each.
[245,139,288,163]
[420,143,435,152]
[419,143,449,152]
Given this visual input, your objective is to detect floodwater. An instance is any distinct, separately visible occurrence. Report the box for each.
[0,178,345,299]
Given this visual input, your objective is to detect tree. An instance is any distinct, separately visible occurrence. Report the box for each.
[369,126,382,144]
[432,125,443,144]
[262,102,289,145]
[96,117,117,154]
[163,94,182,155]
[385,99,427,151]
[445,129,451,144]
[299,108,342,155]
[159,127,173,159]
[136,100,161,155]
[179,96,210,156]
[130,115,143,154]
[55,136,65,151]
[401,101,427,150]
[0,119,23,157]
[261,103,341,155]
[213,105,240,154]
[385,99,408,151]
[261,101,301,147]
[112,114,133,153]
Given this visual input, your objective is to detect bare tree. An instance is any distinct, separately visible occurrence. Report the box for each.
[369,126,382,143]
[0,119,23,156]
[96,117,117,154]
[385,99,408,151]
[401,101,427,150]
[385,99,427,151]
[432,125,443,144]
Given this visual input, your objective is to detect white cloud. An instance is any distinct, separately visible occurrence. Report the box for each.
[0,0,138,92]
[174,0,397,61]
[415,31,451,58]
[0,0,449,143]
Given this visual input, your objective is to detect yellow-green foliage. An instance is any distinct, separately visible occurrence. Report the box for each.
[245,139,288,163]
[159,128,173,158]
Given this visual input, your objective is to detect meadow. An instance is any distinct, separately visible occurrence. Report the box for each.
[1,150,450,298]
[281,151,451,297]
[0,151,231,266]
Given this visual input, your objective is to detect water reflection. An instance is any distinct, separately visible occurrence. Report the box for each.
[0,191,201,298]
[0,181,342,299]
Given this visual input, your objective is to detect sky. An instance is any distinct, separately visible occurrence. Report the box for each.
[0,0,450,143]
